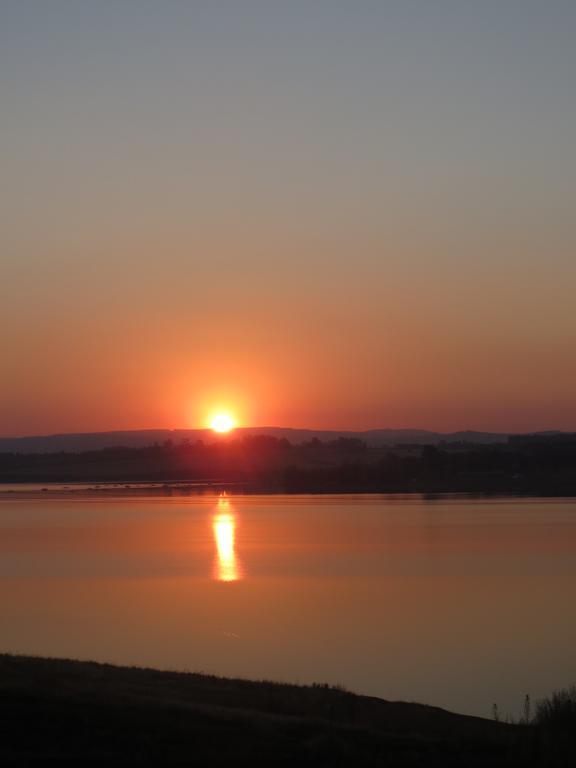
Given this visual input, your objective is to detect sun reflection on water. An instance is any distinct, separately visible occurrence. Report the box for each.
[212,496,242,582]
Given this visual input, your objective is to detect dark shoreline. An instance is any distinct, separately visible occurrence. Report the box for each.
[2,432,576,496]
[1,482,576,500]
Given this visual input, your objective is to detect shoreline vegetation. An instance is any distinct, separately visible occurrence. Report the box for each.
[1,432,575,495]
[2,653,570,767]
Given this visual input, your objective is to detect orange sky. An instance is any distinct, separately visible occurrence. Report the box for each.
[1,3,575,436]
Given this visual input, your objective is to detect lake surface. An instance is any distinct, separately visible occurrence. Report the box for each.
[1,491,575,718]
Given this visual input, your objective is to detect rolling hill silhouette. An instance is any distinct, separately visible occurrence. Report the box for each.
[0,426,527,454]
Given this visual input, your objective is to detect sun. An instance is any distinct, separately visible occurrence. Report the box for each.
[210,412,236,433]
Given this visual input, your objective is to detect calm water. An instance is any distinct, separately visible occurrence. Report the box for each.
[1,491,575,718]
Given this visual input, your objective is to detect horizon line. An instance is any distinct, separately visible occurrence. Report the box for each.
[0,426,571,441]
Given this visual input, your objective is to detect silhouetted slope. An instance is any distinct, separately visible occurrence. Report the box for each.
[0,654,517,767]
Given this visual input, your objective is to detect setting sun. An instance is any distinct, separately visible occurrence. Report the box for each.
[210,412,236,433]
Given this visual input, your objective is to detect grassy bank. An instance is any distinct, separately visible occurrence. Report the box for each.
[0,654,532,766]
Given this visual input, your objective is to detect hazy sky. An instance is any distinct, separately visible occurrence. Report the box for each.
[1,1,575,435]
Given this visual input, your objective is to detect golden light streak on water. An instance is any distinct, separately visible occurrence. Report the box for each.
[212,496,242,582]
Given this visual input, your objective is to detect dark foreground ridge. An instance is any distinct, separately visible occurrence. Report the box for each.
[0,654,562,767]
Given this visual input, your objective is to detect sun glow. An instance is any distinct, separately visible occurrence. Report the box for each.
[210,412,236,433]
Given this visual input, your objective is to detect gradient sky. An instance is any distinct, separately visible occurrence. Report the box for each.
[1,1,575,435]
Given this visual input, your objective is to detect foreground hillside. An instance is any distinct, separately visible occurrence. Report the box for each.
[0,654,533,767]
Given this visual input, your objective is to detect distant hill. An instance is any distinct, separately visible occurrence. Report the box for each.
[0,426,548,454]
